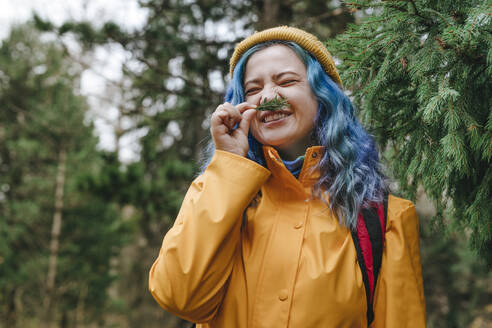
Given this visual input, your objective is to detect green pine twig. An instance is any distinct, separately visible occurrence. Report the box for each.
[256,97,290,111]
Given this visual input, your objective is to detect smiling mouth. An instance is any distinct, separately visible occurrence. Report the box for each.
[262,112,291,123]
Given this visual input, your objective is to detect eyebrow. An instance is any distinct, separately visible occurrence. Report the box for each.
[244,70,301,86]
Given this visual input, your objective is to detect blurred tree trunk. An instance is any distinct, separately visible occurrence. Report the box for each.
[5,289,17,328]
[258,0,281,29]
[44,147,67,327]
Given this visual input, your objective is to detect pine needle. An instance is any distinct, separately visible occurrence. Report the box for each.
[256,97,290,111]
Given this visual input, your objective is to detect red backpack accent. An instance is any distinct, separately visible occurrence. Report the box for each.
[351,194,388,326]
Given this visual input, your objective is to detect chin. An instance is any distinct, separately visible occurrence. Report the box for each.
[256,136,289,147]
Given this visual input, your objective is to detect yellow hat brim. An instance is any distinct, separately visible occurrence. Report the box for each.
[229,26,342,87]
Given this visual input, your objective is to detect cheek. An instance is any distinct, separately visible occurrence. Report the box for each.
[245,94,261,105]
[308,93,319,116]
[307,104,318,123]
[297,96,318,122]
[300,104,318,133]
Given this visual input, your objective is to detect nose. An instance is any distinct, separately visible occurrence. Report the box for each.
[259,87,279,105]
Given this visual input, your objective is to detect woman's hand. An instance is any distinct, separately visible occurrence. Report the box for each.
[210,102,257,157]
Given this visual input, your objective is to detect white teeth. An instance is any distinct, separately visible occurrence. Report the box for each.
[264,112,289,123]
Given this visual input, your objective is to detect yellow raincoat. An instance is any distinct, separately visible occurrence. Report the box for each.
[149,146,426,327]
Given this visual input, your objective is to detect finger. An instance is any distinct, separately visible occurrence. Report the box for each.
[211,102,253,132]
[236,102,257,113]
[238,108,257,134]
[210,108,227,128]
[222,104,244,129]
[215,110,236,130]
[218,103,243,118]
[214,108,241,131]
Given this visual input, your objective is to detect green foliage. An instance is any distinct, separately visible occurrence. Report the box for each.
[32,2,357,326]
[0,24,130,326]
[13,1,489,326]
[328,0,492,266]
[420,217,492,327]
[256,96,291,111]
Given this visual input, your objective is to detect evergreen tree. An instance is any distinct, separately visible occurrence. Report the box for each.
[419,212,491,327]
[327,0,492,266]
[23,0,491,326]
[0,24,129,327]
[28,0,492,326]
[34,1,356,326]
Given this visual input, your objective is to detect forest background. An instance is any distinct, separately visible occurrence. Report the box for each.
[0,0,490,327]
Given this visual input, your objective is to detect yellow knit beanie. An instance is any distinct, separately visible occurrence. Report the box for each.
[229,26,342,87]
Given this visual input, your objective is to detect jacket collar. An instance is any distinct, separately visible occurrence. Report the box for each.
[262,146,324,199]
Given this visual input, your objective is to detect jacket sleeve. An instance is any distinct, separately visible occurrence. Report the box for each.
[148,150,270,323]
[372,195,426,328]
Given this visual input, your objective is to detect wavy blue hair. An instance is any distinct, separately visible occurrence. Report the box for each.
[202,41,387,229]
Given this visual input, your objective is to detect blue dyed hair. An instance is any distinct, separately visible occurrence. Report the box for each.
[201,41,387,229]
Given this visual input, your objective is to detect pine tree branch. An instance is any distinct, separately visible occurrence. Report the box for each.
[408,0,422,18]
[256,97,290,111]
[360,36,385,55]
[421,8,453,27]
[385,3,407,14]
[379,0,433,28]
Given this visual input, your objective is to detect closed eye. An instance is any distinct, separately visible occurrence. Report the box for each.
[245,88,260,95]
[279,80,297,86]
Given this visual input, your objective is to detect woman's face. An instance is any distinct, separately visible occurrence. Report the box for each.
[243,45,318,159]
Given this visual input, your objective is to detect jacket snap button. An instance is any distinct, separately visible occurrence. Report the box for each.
[278,289,289,301]
[294,221,303,229]
[312,152,317,158]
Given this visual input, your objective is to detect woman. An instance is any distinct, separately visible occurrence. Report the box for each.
[149,26,426,327]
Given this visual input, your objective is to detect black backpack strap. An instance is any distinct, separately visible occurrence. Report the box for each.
[351,227,374,324]
[352,193,388,326]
